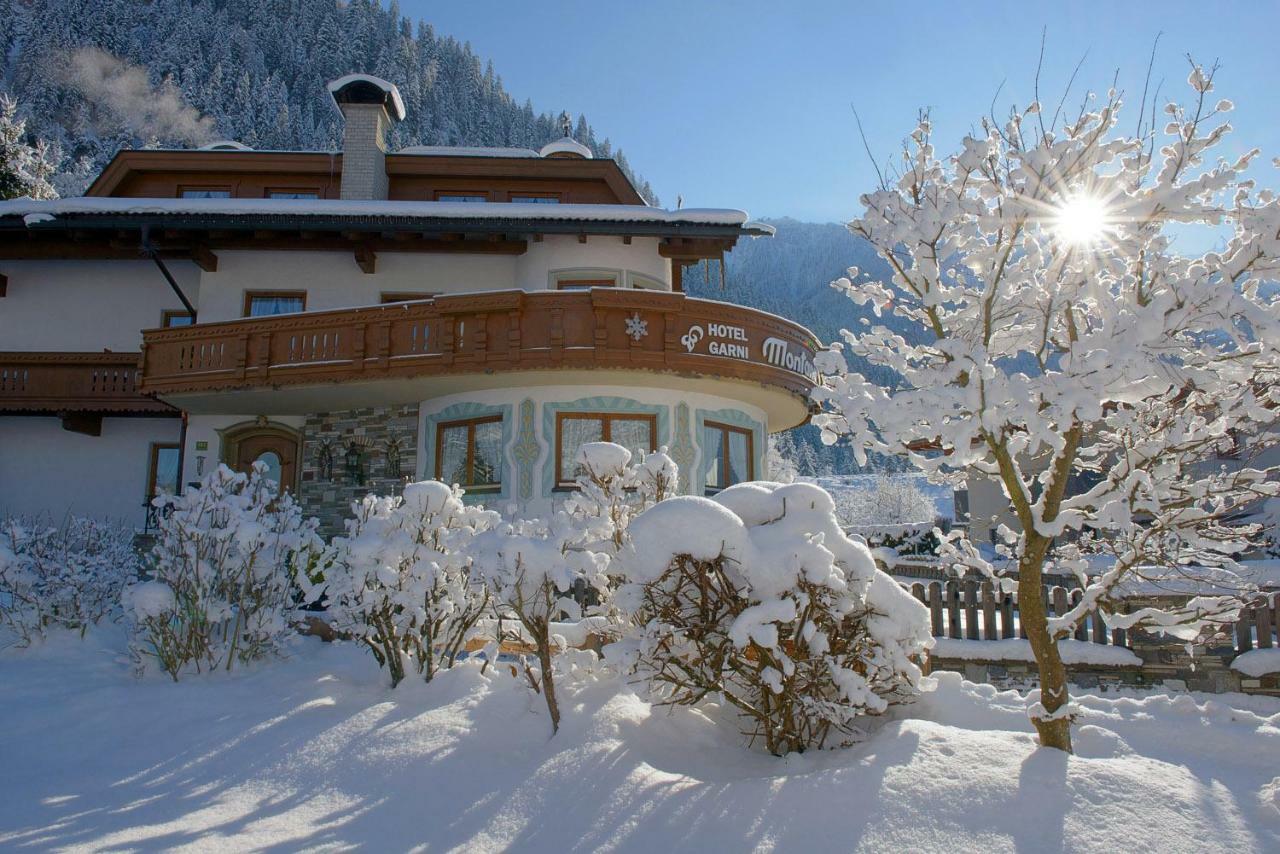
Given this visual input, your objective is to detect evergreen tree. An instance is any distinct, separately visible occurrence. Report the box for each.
[0,96,60,200]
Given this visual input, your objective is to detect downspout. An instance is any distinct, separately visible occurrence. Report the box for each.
[141,226,197,319]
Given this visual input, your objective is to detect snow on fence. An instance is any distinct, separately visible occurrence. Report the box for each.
[906,579,1279,656]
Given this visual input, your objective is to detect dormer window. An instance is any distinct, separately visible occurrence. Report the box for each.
[552,269,619,290]
[179,186,231,199]
[267,189,319,200]
[510,194,559,204]
[436,192,488,203]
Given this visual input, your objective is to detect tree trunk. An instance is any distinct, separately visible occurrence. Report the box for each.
[536,629,560,734]
[1019,541,1073,753]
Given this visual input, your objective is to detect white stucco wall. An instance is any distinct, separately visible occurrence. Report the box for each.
[0,260,200,351]
[181,414,308,486]
[417,383,767,517]
[192,238,671,323]
[514,236,668,290]
[0,416,182,527]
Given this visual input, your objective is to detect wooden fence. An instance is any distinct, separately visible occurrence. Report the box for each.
[907,579,1278,656]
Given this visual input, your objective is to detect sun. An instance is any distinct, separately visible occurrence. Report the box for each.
[1051,192,1112,247]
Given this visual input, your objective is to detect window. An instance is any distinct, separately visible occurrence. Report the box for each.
[380,292,437,304]
[266,188,319,199]
[179,186,231,199]
[243,290,306,317]
[552,270,619,290]
[510,194,559,204]
[147,443,181,500]
[436,192,488,203]
[703,422,753,493]
[629,274,666,291]
[436,415,503,493]
[161,309,194,327]
[555,412,656,487]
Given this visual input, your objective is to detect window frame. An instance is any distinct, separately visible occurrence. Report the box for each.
[146,442,181,500]
[177,185,232,199]
[703,421,755,493]
[161,309,194,328]
[434,190,490,203]
[554,411,657,489]
[242,289,307,318]
[380,291,438,304]
[508,192,561,204]
[435,414,504,494]
[265,187,321,200]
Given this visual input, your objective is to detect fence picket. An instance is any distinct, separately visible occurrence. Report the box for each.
[1256,599,1273,650]
[1001,592,1015,639]
[1235,610,1254,654]
[1091,607,1107,645]
[947,581,962,640]
[928,581,943,636]
[964,578,979,640]
[981,580,997,640]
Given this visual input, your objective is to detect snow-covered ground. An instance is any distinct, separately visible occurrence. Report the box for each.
[2,628,1278,852]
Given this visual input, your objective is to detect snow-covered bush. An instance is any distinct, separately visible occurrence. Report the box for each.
[306,481,499,688]
[126,464,323,680]
[617,482,932,755]
[471,514,611,733]
[0,516,138,645]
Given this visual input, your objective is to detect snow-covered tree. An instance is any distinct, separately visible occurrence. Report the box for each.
[831,476,937,531]
[814,67,1280,752]
[126,463,323,680]
[307,481,499,688]
[470,512,610,734]
[0,95,59,200]
[617,482,932,756]
[561,442,678,557]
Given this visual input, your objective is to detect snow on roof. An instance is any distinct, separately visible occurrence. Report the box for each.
[539,137,594,159]
[0,196,761,229]
[397,145,541,158]
[326,73,407,121]
[197,140,253,151]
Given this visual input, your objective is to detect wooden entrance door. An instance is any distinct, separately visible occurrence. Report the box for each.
[233,432,299,495]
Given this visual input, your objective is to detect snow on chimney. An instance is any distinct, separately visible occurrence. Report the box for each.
[327,74,406,200]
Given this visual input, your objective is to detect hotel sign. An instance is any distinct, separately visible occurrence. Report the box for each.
[681,322,817,381]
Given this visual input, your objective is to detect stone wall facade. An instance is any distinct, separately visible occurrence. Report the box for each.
[299,404,419,536]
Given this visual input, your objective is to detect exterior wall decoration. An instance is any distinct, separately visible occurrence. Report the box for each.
[299,404,419,535]
[669,401,696,494]
[695,407,766,493]
[421,400,514,503]
[512,398,540,501]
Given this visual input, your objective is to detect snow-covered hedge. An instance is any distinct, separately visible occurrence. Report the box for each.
[126,464,323,680]
[0,516,139,644]
[617,482,933,755]
[304,481,499,688]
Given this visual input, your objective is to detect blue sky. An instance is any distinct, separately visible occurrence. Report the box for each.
[404,1,1280,224]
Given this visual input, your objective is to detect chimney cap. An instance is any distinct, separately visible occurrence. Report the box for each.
[327,74,406,122]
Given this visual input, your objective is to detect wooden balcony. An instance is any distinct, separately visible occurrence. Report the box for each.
[0,352,177,418]
[139,290,821,422]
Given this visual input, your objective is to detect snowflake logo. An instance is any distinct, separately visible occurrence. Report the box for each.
[625,312,649,341]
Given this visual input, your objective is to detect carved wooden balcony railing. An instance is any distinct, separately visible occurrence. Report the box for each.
[139,289,821,400]
[0,351,176,415]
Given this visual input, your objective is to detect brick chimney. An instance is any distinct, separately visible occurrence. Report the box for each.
[327,74,406,201]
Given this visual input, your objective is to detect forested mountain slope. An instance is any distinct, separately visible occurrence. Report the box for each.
[0,0,656,200]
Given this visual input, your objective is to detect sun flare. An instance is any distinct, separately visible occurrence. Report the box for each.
[1051,193,1112,247]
